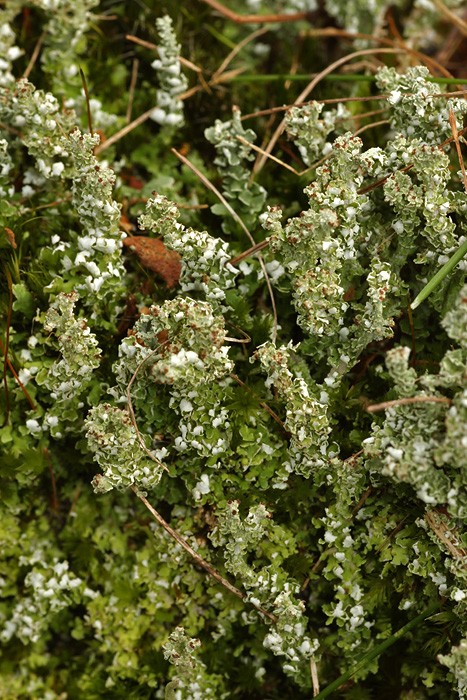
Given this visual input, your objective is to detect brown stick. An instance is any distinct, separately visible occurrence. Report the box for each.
[125,58,139,124]
[22,31,45,80]
[230,372,287,433]
[229,239,269,265]
[425,510,467,562]
[302,27,461,83]
[0,337,36,410]
[126,34,203,73]
[201,0,313,24]
[449,107,467,193]
[2,266,13,423]
[133,486,278,622]
[366,396,451,413]
[212,26,269,82]
[430,0,467,36]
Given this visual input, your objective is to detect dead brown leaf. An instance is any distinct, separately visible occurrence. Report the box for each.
[122,236,181,288]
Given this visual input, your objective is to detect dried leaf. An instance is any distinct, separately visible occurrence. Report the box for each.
[4,227,17,248]
[122,236,181,288]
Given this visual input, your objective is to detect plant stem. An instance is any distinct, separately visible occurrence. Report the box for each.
[230,74,461,84]
[411,238,467,310]
[132,487,278,624]
[314,601,441,698]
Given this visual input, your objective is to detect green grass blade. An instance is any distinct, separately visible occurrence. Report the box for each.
[314,602,441,699]
[411,238,467,310]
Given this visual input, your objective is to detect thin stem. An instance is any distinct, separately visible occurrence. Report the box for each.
[171,147,278,343]
[79,66,94,137]
[132,486,278,623]
[2,266,13,423]
[229,239,269,265]
[125,58,139,124]
[449,107,467,193]
[22,31,45,80]
[366,396,451,412]
[314,602,441,699]
[212,27,269,82]
[230,373,287,433]
[0,337,36,410]
[310,657,320,696]
[253,48,405,175]
[411,238,467,310]
[201,0,313,24]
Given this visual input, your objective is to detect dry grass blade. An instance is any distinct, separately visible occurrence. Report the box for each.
[311,658,320,697]
[236,134,301,175]
[353,118,390,137]
[125,58,139,123]
[303,27,460,82]
[0,337,36,411]
[201,0,313,24]
[171,148,278,343]
[431,0,467,37]
[126,34,203,73]
[79,66,93,137]
[212,26,269,82]
[22,31,45,80]
[253,47,405,174]
[230,373,287,433]
[425,510,467,562]
[94,105,155,154]
[366,396,451,412]
[242,94,392,121]
[229,239,269,265]
[449,107,467,193]
[133,486,279,622]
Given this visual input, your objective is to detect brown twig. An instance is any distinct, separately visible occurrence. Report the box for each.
[376,515,410,554]
[212,26,269,82]
[449,107,467,193]
[302,27,461,83]
[353,118,390,138]
[425,510,467,562]
[229,239,269,265]
[22,31,45,80]
[201,0,313,24]
[94,65,242,156]
[171,146,278,343]
[126,34,203,73]
[243,89,467,121]
[351,486,373,518]
[253,48,405,174]
[430,0,467,36]
[366,396,451,413]
[126,58,139,124]
[94,105,155,155]
[0,337,36,410]
[237,134,302,175]
[2,266,13,423]
[230,372,288,433]
[133,486,278,622]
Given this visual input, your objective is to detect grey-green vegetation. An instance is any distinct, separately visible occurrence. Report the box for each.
[1,1,466,698]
